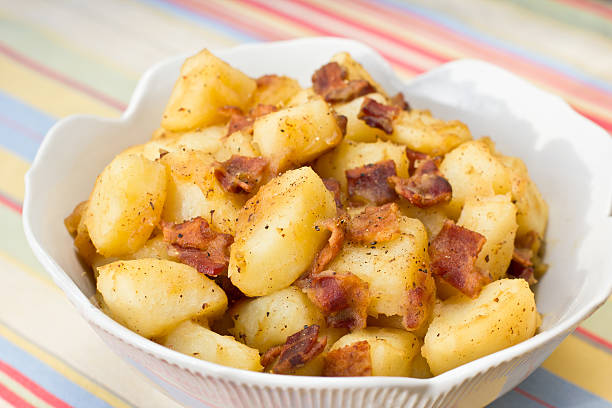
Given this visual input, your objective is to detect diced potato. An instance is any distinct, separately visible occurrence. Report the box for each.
[458,195,518,281]
[228,167,337,296]
[387,109,472,156]
[97,259,228,338]
[230,286,325,353]
[499,156,548,243]
[329,327,421,377]
[329,216,435,331]
[252,98,343,173]
[410,353,433,378]
[399,202,449,242]
[65,200,87,236]
[162,49,257,132]
[251,75,302,108]
[330,52,387,96]
[422,279,538,375]
[334,93,389,142]
[85,154,167,257]
[440,138,512,218]
[159,320,262,371]
[314,139,410,192]
[287,88,316,107]
[161,150,246,235]
[214,130,260,162]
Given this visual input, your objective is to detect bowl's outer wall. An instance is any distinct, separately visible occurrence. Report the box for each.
[23,38,612,408]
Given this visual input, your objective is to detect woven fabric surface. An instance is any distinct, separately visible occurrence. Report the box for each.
[0,0,611,407]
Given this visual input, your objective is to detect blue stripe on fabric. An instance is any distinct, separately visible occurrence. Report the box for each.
[0,92,55,138]
[491,390,547,408]
[0,121,40,161]
[490,368,612,407]
[140,0,262,43]
[377,0,612,96]
[0,329,121,408]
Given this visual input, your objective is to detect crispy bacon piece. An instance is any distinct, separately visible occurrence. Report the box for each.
[507,247,538,285]
[161,217,233,276]
[261,325,327,374]
[334,112,348,136]
[401,264,435,330]
[213,155,268,194]
[310,217,346,276]
[390,92,411,111]
[302,270,370,331]
[214,275,245,305]
[219,104,277,136]
[429,220,491,298]
[323,341,372,377]
[322,178,343,208]
[389,159,452,208]
[255,74,278,87]
[346,160,397,206]
[405,147,429,175]
[312,62,375,103]
[345,202,401,244]
[357,97,400,134]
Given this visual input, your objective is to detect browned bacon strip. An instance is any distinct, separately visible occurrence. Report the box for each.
[389,159,452,208]
[303,270,369,331]
[312,62,375,103]
[161,217,233,276]
[357,97,400,134]
[405,147,429,175]
[346,160,397,206]
[213,155,268,194]
[507,247,537,285]
[345,202,401,244]
[219,104,277,136]
[429,220,491,298]
[322,178,343,208]
[390,92,411,111]
[261,325,327,374]
[311,218,346,276]
[334,112,348,136]
[401,264,435,330]
[323,341,372,377]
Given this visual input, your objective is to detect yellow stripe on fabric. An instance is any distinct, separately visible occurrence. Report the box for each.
[0,147,28,202]
[0,251,56,291]
[0,55,120,119]
[0,370,53,408]
[305,0,465,60]
[209,0,315,38]
[0,323,132,408]
[542,334,612,403]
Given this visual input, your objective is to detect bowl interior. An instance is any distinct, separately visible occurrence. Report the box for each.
[25,38,612,353]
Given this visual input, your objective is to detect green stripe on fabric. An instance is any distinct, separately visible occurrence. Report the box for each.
[0,14,137,104]
[0,206,50,284]
[503,0,612,38]
[581,300,612,343]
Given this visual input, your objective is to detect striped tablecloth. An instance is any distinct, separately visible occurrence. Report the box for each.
[1,1,611,407]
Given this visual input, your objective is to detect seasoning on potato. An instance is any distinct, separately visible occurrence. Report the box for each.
[67,49,548,378]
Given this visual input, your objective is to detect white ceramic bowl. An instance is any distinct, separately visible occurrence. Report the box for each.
[23,38,612,408]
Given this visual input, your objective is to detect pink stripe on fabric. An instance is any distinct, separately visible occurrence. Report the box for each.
[554,0,612,19]
[0,360,73,408]
[515,387,557,408]
[0,192,22,214]
[238,0,423,74]
[0,381,37,408]
[0,43,126,111]
[575,327,612,352]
